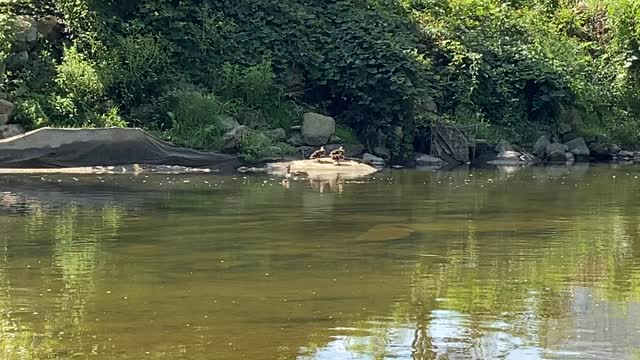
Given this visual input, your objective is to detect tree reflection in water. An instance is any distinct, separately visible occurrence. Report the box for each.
[0,166,638,359]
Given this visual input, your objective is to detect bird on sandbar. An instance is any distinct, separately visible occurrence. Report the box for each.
[309,146,326,161]
[330,146,345,164]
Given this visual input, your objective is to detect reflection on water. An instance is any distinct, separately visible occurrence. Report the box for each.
[0,165,640,359]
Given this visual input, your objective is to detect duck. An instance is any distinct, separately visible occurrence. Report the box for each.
[309,146,326,161]
[330,146,345,164]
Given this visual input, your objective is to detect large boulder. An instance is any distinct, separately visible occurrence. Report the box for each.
[362,153,385,167]
[373,146,391,160]
[302,112,335,146]
[11,16,38,44]
[545,143,569,163]
[221,125,250,152]
[533,136,551,158]
[268,128,287,142]
[589,142,619,161]
[0,115,8,126]
[564,137,590,162]
[0,125,25,139]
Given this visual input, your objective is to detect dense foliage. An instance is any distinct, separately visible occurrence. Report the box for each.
[2,0,640,159]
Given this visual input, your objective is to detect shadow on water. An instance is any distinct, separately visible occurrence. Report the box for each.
[0,164,639,359]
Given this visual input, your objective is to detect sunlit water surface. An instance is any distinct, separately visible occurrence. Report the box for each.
[1,164,640,359]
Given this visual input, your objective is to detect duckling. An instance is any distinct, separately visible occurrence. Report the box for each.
[309,146,326,161]
[330,146,345,164]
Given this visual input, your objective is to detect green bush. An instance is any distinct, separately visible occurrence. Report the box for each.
[47,46,109,126]
[6,0,640,154]
[102,32,173,111]
[335,125,360,145]
[164,89,228,150]
[239,131,296,162]
[12,97,49,128]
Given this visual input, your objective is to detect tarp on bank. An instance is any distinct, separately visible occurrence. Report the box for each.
[0,127,240,170]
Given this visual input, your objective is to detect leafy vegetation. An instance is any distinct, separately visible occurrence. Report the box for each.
[2,0,640,158]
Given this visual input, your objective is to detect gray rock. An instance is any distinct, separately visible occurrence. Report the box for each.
[565,137,590,161]
[429,125,470,164]
[373,146,391,160]
[287,133,304,146]
[362,153,385,167]
[589,142,617,161]
[495,140,513,153]
[565,152,575,164]
[0,125,25,139]
[6,51,29,69]
[36,15,58,36]
[559,122,572,134]
[415,154,446,167]
[296,146,315,159]
[545,143,569,163]
[221,125,250,152]
[302,112,335,146]
[619,150,635,159]
[0,100,15,117]
[344,144,365,158]
[533,136,551,157]
[328,135,342,144]
[12,16,38,43]
[218,116,240,132]
[0,114,9,125]
[268,128,287,141]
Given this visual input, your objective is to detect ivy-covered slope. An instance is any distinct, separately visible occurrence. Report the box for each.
[1,0,640,159]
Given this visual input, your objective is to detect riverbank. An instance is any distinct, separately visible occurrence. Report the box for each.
[0,124,637,178]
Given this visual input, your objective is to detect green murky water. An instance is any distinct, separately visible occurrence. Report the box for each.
[1,165,640,360]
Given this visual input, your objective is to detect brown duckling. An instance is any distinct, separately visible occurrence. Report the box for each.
[309,146,326,161]
[330,146,345,164]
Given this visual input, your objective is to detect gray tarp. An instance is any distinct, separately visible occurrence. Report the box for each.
[0,127,240,170]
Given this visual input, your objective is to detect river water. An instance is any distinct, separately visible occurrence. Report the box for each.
[0,165,639,359]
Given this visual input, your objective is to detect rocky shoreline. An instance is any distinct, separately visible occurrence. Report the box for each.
[0,110,637,174]
[236,111,636,171]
